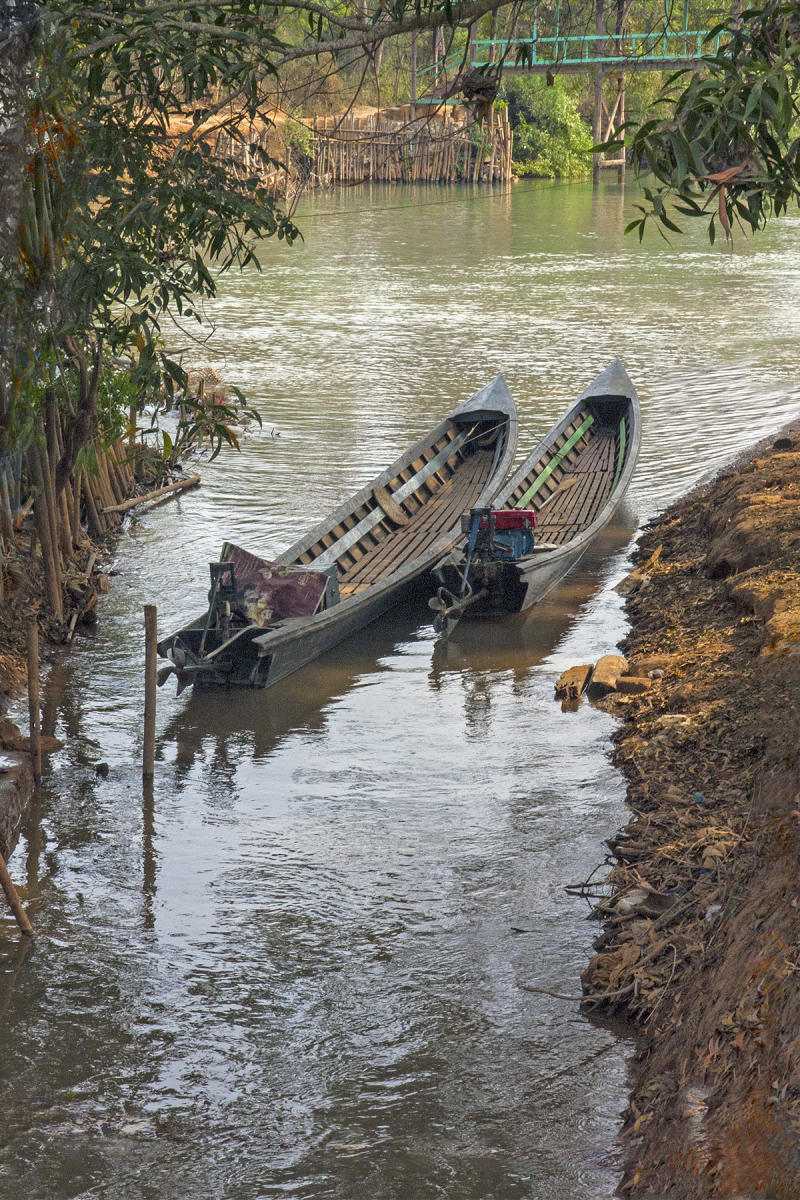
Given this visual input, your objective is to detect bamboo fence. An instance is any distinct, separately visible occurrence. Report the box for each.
[215,109,514,195]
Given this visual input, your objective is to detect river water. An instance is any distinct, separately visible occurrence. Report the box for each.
[1,179,799,1200]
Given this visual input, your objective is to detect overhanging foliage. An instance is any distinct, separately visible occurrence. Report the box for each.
[616,1,800,241]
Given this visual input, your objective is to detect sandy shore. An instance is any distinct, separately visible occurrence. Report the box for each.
[580,417,800,1197]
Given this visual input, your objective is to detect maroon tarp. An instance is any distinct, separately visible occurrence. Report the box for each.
[220,542,328,628]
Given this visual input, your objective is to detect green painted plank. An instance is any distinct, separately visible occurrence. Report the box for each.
[514,414,595,509]
[611,416,627,494]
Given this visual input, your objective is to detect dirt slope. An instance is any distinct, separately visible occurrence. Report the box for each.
[582,420,800,1198]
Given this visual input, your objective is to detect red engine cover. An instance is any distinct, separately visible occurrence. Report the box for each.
[483,509,538,531]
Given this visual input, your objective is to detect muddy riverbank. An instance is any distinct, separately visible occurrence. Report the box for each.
[581,419,800,1197]
[0,453,198,859]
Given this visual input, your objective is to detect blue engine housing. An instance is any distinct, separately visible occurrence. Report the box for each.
[489,527,536,561]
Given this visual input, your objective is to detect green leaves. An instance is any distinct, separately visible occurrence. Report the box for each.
[616,1,800,242]
[504,75,592,178]
[3,0,308,462]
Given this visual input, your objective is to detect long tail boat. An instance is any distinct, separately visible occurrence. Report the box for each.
[157,375,518,690]
[429,360,641,635]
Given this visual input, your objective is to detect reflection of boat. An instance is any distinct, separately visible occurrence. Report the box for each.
[161,602,427,770]
[430,360,641,634]
[158,376,518,690]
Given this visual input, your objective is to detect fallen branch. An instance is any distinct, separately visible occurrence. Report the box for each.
[520,984,585,1002]
[102,475,200,514]
[0,852,34,937]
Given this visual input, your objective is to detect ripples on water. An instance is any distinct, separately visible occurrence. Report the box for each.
[1,180,799,1200]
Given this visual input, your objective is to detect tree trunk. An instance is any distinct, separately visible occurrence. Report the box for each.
[0,3,36,480]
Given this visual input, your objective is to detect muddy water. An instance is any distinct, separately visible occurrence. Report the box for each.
[1,180,799,1200]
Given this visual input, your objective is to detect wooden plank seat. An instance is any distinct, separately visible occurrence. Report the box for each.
[535,523,585,545]
[339,449,494,587]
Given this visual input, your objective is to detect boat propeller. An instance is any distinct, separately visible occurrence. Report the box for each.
[157,644,188,691]
[428,582,488,637]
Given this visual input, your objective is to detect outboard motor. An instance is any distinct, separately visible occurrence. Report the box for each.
[461,507,537,562]
[430,507,539,636]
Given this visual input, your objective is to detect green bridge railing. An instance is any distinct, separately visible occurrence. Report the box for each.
[420,25,721,75]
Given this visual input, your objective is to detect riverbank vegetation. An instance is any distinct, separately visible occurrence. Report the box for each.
[502,77,592,177]
[1,0,797,633]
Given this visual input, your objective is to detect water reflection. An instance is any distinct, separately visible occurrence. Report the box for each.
[161,602,426,771]
[1,179,799,1200]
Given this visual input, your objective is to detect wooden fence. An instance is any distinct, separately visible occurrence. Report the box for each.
[215,109,514,195]
[311,110,513,187]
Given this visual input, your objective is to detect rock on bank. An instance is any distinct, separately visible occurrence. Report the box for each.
[583,421,800,1198]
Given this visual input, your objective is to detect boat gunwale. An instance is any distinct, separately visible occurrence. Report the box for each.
[493,363,641,572]
[274,375,518,571]
[252,436,518,649]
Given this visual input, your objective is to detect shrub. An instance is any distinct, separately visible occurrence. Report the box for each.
[503,76,593,178]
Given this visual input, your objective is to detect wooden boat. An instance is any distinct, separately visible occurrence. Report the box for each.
[429,359,641,634]
[157,375,518,690]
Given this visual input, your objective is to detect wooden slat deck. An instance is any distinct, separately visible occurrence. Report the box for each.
[295,430,461,569]
[535,431,617,545]
[506,409,593,510]
[338,448,494,592]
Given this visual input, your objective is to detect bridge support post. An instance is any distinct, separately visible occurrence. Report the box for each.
[410,31,417,119]
[616,72,626,182]
[593,70,627,183]
[592,70,603,183]
[592,0,605,184]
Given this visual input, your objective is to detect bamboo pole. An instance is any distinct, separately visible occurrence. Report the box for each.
[108,451,127,504]
[97,447,122,509]
[95,461,114,516]
[103,474,200,514]
[114,440,132,493]
[30,451,63,621]
[26,620,41,781]
[44,389,59,487]
[113,441,134,494]
[36,442,61,577]
[143,605,157,779]
[83,471,106,539]
[57,486,72,558]
[0,853,34,937]
[0,462,13,546]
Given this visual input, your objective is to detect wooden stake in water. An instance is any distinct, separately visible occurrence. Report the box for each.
[143,605,157,779]
[0,853,34,937]
[26,620,41,781]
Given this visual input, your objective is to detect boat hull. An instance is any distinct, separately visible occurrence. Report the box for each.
[158,374,519,689]
[164,571,426,689]
[431,359,641,630]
